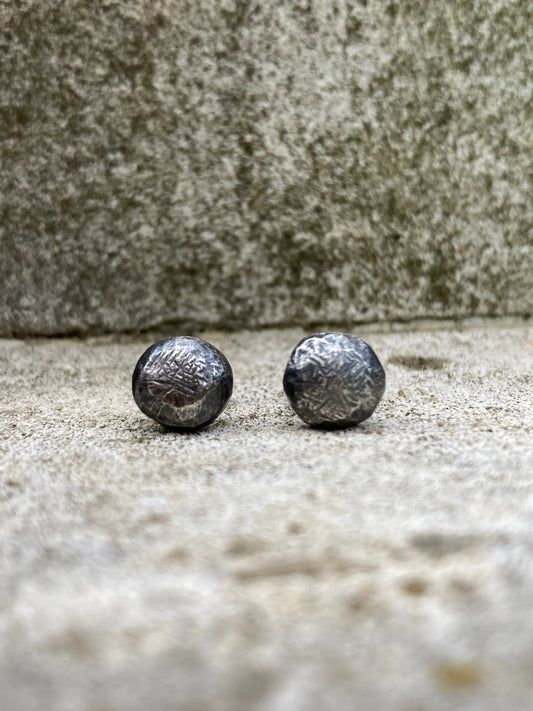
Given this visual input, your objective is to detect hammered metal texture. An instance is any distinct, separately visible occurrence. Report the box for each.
[283,332,386,428]
[132,337,233,430]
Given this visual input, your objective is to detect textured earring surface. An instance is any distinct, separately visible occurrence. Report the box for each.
[132,336,233,430]
[283,332,386,428]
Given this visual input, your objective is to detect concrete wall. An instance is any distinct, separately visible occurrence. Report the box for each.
[1,0,531,336]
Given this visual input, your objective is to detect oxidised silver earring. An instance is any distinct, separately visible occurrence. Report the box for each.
[132,336,233,430]
[283,332,385,428]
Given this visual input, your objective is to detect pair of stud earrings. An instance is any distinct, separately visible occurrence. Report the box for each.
[132,333,386,431]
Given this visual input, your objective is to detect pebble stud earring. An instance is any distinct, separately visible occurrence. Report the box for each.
[132,336,233,430]
[283,332,386,428]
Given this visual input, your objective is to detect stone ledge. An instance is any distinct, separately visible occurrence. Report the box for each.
[1,324,532,709]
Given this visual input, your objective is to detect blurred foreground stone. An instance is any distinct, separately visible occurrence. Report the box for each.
[1,323,533,710]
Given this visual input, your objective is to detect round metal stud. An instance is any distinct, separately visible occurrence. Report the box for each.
[132,336,233,430]
[283,332,386,428]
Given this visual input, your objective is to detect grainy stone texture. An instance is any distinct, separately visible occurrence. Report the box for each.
[1,1,532,336]
[1,322,533,710]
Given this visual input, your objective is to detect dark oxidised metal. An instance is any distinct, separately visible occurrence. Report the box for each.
[132,337,233,430]
[283,332,386,428]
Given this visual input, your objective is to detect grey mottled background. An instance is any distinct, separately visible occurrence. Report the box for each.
[1,0,532,336]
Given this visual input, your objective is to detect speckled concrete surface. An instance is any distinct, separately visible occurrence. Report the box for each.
[1,1,532,335]
[1,322,533,710]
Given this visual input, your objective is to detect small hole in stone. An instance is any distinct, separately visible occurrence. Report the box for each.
[435,662,482,688]
[388,355,450,371]
[401,577,428,596]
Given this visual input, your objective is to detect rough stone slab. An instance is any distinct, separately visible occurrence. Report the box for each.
[1,323,533,710]
[0,1,532,335]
